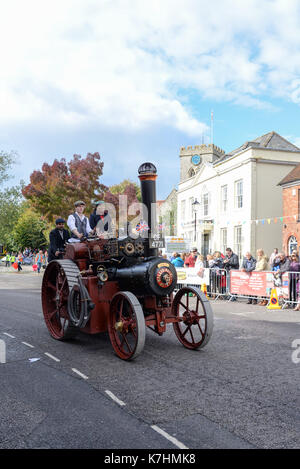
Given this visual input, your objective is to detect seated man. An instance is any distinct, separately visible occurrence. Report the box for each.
[67,200,94,243]
[48,218,70,262]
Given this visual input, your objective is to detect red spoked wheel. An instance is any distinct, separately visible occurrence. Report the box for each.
[108,291,145,360]
[172,286,214,350]
[41,260,79,340]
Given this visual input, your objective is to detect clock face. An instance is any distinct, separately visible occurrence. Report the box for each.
[191,154,201,166]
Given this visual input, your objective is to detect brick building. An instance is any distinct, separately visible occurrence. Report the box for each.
[278,164,300,255]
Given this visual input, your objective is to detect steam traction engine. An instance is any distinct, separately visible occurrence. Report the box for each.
[41,163,213,360]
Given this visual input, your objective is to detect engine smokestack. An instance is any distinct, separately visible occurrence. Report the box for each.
[138,162,158,257]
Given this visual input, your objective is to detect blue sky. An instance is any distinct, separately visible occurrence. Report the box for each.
[1,0,300,199]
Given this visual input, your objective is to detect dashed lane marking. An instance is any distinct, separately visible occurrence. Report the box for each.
[151,425,189,450]
[21,342,34,348]
[71,368,89,380]
[105,390,126,407]
[44,352,60,362]
[2,332,15,339]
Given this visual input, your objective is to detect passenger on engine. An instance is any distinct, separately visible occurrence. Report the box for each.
[67,200,94,243]
[89,200,113,237]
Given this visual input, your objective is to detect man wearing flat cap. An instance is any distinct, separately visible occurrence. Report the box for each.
[67,200,94,243]
[48,218,70,262]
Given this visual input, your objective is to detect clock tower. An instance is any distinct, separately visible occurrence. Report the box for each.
[179,144,225,182]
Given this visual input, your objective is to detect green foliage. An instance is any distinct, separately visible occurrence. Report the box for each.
[0,151,18,185]
[12,207,47,250]
[0,185,23,250]
[110,179,141,201]
[22,152,107,223]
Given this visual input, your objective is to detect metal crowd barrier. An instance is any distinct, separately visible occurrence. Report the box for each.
[175,268,300,308]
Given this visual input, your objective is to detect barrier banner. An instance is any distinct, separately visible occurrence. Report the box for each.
[176,267,210,286]
[230,271,289,298]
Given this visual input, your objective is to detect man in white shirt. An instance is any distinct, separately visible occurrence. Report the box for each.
[67,200,94,243]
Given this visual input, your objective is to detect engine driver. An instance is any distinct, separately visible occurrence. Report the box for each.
[67,200,94,242]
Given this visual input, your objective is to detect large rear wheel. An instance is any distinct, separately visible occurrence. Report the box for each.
[41,260,79,340]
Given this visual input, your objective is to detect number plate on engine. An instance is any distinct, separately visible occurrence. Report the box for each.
[149,238,165,248]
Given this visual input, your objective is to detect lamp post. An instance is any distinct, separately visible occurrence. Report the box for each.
[192,198,200,244]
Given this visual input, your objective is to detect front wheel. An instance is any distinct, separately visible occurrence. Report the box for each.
[108,291,145,360]
[172,286,214,349]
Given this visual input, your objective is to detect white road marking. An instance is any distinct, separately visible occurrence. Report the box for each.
[3,332,15,339]
[230,313,247,317]
[44,352,60,362]
[0,339,6,364]
[151,425,189,450]
[105,390,126,407]
[22,341,34,348]
[234,336,259,340]
[71,368,89,380]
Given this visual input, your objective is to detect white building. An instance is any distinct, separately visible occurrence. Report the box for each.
[177,131,300,260]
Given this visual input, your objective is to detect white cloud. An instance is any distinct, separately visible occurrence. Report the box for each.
[1,0,300,137]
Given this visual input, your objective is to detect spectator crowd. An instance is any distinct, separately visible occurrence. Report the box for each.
[162,246,300,310]
[3,248,48,273]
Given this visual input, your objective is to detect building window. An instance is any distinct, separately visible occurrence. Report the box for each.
[288,236,298,255]
[221,185,228,212]
[234,225,242,261]
[235,180,243,209]
[203,193,209,217]
[220,228,227,255]
[181,200,186,221]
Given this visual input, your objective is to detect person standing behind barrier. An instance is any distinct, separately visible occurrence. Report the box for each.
[195,254,205,278]
[255,249,269,306]
[269,248,278,270]
[288,253,300,306]
[223,248,239,301]
[241,252,257,304]
[181,252,188,266]
[210,251,224,298]
[171,253,184,267]
[206,254,214,297]
[185,248,198,268]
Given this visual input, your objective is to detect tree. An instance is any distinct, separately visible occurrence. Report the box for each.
[0,185,23,250]
[104,180,141,232]
[0,150,17,185]
[109,179,141,202]
[22,153,107,224]
[12,207,47,250]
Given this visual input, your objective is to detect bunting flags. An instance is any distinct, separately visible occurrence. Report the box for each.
[181,213,299,227]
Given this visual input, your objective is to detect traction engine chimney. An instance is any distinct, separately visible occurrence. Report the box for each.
[138,162,158,257]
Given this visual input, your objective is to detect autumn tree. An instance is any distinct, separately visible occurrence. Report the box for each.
[22,153,107,224]
[103,180,142,233]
